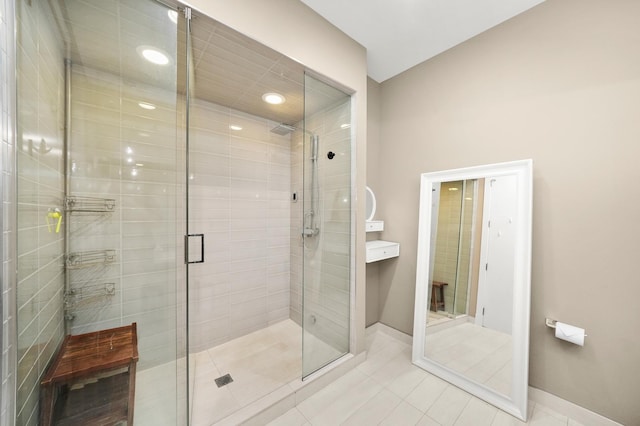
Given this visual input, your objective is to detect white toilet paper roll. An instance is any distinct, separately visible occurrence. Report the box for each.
[555,322,585,346]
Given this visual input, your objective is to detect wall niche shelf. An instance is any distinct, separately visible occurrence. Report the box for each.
[365,186,400,262]
[366,240,400,263]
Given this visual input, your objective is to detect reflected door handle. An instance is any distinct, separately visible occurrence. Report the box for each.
[185,234,205,264]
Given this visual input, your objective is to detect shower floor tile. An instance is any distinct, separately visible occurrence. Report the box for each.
[192,319,302,425]
[133,318,347,425]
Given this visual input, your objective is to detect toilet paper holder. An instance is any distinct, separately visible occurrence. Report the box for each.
[545,318,588,336]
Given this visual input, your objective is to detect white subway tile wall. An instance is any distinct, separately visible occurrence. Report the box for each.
[290,130,303,326]
[66,65,180,372]
[1,0,16,423]
[66,70,295,355]
[14,1,66,424]
[188,98,292,352]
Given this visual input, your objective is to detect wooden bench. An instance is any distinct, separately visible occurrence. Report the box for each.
[431,281,448,311]
[40,323,138,425]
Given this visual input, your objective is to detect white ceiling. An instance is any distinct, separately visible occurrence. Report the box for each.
[301,0,545,82]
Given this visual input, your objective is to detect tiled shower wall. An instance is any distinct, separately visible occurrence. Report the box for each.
[67,69,293,355]
[290,131,303,325]
[188,98,292,353]
[1,0,16,423]
[433,180,475,315]
[290,99,351,354]
[14,0,66,424]
[66,64,180,370]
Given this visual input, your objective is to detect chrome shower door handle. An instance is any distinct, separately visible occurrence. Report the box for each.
[185,233,205,264]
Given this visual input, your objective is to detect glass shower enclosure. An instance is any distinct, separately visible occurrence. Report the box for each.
[12,0,352,424]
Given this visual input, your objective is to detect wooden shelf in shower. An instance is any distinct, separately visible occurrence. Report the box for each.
[40,323,138,426]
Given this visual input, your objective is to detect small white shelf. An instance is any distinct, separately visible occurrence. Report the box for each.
[366,220,384,232]
[366,240,400,263]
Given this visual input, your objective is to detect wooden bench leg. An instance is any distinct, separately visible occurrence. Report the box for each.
[128,361,137,425]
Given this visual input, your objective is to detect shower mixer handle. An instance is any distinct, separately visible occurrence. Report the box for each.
[302,228,319,237]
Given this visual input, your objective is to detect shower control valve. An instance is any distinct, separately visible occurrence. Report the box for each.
[302,227,319,237]
[327,151,335,160]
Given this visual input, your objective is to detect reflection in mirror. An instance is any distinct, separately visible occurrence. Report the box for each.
[428,179,481,322]
[413,160,532,421]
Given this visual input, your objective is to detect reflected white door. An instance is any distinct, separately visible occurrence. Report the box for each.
[476,175,517,334]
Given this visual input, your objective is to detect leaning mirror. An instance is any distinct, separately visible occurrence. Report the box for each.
[412,159,532,421]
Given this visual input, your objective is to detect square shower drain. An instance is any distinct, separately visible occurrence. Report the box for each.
[215,373,233,388]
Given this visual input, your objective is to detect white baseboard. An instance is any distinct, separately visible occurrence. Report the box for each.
[529,387,622,426]
[367,321,413,345]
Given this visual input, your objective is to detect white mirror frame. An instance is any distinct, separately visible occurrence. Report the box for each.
[412,159,533,421]
[365,186,376,221]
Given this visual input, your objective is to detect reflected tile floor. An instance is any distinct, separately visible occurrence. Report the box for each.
[427,311,453,327]
[268,326,586,426]
[426,322,512,397]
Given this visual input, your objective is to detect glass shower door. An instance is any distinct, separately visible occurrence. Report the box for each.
[14,0,188,424]
[302,74,352,377]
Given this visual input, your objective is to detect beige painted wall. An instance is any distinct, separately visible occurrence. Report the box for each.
[186,0,369,352]
[366,78,382,326]
[373,0,640,423]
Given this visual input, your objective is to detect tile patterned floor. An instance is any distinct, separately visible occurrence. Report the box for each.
[267,327,585,426]
[427,311,454,327]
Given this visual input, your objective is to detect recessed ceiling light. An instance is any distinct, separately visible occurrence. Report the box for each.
[137,46,170,65]
[229,125,243,131]
[138,102,156,110]
[262,92,285,105]
[168,10,178,24]
[136,163,144,167]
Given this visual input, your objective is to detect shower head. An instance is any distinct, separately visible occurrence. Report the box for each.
[270,123,296,135]
[270,123,318,138]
